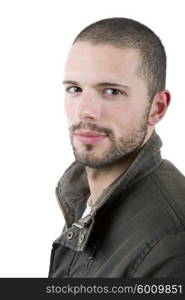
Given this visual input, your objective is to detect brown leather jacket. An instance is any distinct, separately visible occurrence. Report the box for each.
[48,131,185,277]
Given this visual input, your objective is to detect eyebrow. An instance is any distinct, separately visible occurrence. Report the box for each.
[62,80,130,89]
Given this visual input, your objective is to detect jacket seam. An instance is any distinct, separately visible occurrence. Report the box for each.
[65,252,78,278]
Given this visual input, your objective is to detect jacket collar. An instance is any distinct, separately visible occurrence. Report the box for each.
[56,131,162,229]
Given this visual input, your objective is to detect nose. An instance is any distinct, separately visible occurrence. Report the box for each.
[76,88,102,121]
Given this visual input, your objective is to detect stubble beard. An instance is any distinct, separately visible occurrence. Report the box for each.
[69,106,150,170]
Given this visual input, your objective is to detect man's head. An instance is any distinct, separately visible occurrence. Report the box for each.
[63,18,170,169]
[73,17,166,101]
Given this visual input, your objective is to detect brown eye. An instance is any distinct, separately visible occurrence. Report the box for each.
[104,88,122,95]
[66,86,82,93]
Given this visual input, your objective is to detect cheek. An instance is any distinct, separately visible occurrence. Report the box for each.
[109,104,132,124]
[64,98,74,124]
[108,105,140,134]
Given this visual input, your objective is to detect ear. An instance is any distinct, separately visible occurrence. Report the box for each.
[147,89,171,126]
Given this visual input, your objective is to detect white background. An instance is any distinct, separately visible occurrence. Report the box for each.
[0,0,185,277]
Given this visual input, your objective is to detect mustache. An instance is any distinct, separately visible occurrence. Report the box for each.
[70,121,112,135]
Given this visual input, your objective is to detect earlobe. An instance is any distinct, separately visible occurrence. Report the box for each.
[147,89,171,126]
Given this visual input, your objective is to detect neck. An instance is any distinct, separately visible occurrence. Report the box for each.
[86,153,137,206]
[85,129,154,206]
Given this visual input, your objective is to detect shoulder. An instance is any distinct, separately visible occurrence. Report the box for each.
[131,230,185,277]
[149,159,185,228]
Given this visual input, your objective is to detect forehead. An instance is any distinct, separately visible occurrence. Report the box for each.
[64,42,141,84]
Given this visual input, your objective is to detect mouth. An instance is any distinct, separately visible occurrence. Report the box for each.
[74,130,108,144]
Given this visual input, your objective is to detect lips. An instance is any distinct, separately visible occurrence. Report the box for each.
[74,130,108,144]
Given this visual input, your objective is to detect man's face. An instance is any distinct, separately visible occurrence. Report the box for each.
[63,42,151,168]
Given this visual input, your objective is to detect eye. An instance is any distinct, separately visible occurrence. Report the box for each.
[66,86,82,93]
[104,88,122,96]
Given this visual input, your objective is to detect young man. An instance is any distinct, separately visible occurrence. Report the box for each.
[49,18,185,277]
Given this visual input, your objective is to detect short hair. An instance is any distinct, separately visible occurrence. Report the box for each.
[73,18,166,101]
